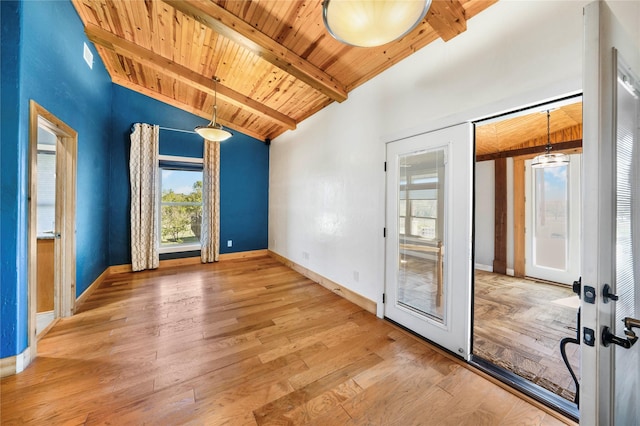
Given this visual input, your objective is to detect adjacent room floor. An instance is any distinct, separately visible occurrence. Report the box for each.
[1,255,570,425]
[473,270,580,402]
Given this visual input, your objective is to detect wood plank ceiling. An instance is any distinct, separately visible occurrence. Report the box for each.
[71,0,499,142]
[476,102,583,159]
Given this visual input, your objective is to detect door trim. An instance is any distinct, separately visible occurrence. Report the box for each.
[28,101,77,358]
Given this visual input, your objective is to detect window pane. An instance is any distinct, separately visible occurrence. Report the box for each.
[161,205,202,245]
[36,151,56,234]
[410,218,436,239]
[160,169,203,247]
[533,166,568,270]
[411,200,437,218]
[397,148,446,322]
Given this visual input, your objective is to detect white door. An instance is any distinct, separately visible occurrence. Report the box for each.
[582,1,640,425]
[385,123,473,359]
[524,154,581,285]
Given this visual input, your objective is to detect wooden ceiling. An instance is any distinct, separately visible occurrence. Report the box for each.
[476,102,583,160]
[71,0,498,142]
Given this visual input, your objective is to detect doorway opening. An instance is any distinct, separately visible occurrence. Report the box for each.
[28,101,77,357]
[472,97,582,415]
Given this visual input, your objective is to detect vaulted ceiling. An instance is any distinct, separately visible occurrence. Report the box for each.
[72,0,499,142]
[476,102,583,160]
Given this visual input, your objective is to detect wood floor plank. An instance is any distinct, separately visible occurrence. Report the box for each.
[0,255,574,425]
[474,271,579,400]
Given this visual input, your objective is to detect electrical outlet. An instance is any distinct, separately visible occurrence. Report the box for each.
[227,240,232,247]
[353,271,359,282]
[303,252,309,260]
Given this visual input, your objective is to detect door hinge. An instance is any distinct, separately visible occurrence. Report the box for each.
[382,293,386,304]
[383,228,386,238]
[384,161,387,172]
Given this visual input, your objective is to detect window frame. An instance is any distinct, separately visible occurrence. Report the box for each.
[157,154,204,254]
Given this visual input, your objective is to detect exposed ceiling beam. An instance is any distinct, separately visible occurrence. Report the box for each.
[163,0,348,103]
[476,139,583,162]
[85,24,296,131]
[110,75,266,142]
[427,0,467,42]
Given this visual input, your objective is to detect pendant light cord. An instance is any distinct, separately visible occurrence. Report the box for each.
[212,76,219,124]
[545,110,552,154]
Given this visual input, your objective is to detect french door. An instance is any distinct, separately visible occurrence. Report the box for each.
[582,1,640,424]
[524,154,581,285]
[385,123,473,359]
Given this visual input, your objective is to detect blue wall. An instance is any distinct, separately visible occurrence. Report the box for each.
[110,86,269,264]
[1,0,113,358]
[1,0,269,360]
[1,0,26,359]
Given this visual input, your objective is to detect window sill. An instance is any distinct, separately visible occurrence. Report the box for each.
[159,244,201,254]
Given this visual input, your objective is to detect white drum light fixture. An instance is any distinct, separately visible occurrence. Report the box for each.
[195,76,233,141]
[322,0,432,47]
[531,110,569,168]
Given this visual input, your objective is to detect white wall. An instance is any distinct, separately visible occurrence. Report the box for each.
[269,0,590,314]
[475,161,494,269]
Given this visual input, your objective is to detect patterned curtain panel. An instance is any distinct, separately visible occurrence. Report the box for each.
[201,139,220,263]
[130,123,160,271]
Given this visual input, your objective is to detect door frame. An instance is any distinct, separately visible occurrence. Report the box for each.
[384,123,473,359]
[28,100,77,356]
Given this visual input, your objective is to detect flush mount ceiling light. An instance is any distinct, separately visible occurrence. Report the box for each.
[322,0,432,47]
[195,76,233,141]
[531,110,570,168]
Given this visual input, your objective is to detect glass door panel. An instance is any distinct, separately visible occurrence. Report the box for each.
[397,149,445,322]
[525,155,581,285]
[533,165,569,271]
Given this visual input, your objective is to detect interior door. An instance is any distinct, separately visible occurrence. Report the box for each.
[582,2,640,425]
[385,123,473,359]
[524,154,581,285]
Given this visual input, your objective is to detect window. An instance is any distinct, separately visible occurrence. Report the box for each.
[158,156,203,253]
[399,168,440,240]
[36,144,56,235]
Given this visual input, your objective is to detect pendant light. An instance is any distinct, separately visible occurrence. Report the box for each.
[195,76,233,141]
[531,110,569,168]
[322,0,432,47]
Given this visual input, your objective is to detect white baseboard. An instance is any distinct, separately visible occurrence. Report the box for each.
[36,311,55,336]
[475,263,493,272]
[0,346,32,378]
[474,264,515,276]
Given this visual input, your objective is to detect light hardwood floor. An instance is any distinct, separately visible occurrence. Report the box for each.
[474,271,580,401]
[1,255,572,425]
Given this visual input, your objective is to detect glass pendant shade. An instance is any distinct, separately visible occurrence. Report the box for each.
[323,0,432,47]
[531,110,569,168]
[195,120,233,141]
[531,151,570,168]
[195,77,233,141]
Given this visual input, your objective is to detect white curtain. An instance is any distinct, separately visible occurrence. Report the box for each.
[130,123,159,271]
[201,139,220,263]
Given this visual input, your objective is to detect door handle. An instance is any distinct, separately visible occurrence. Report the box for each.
[602,317,640,349]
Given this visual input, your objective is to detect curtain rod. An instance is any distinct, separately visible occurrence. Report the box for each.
[158,126,197,135]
